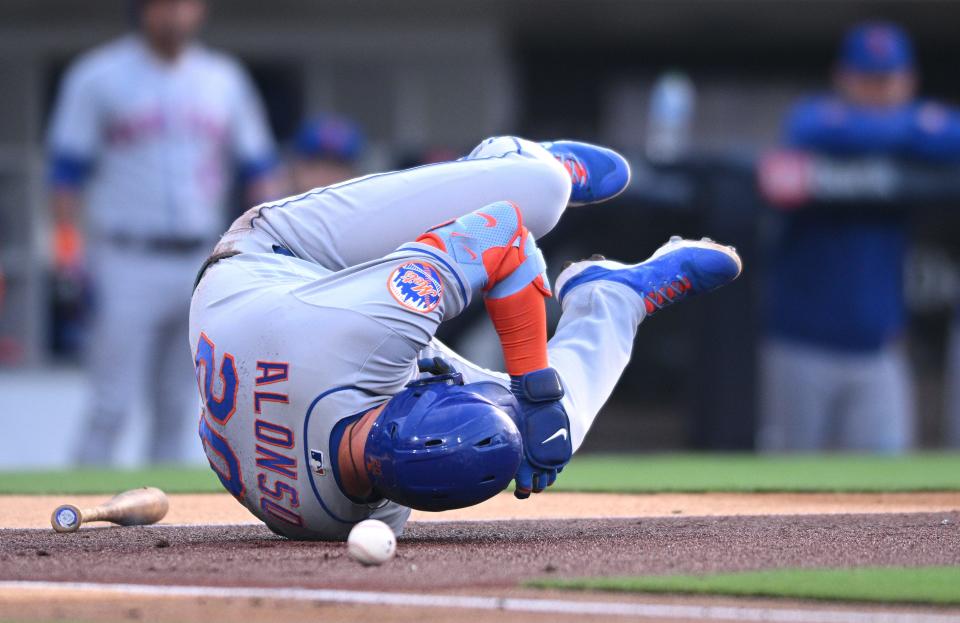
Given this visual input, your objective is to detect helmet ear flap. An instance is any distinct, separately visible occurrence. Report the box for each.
[365,383,523,512]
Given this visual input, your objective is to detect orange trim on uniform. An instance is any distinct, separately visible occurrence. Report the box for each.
[415,232,447,253]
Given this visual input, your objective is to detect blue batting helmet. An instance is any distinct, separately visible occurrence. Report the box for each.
[364,375,523,512]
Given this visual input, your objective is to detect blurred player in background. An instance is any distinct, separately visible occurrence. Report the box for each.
[759,22,960,452]
[0,258,21,365]
[47,0,278,465]
[288,115,364,193]
[49,218,87,358]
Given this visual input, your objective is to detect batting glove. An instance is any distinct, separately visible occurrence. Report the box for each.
[510,367,572,499]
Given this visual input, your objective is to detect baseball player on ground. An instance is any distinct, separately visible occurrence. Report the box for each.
[48,0,278,464]
[191,136,741,540]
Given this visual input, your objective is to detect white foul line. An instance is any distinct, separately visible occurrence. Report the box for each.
[0,581,957,623]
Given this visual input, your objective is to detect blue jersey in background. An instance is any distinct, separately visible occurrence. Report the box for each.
[767,95,960,352]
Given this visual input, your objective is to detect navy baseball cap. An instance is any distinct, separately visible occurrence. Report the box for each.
[839,22,914,74]
[292,115,364,162]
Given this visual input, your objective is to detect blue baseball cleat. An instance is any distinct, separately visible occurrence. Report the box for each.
[555,236,742,314]
[542,140,632,207]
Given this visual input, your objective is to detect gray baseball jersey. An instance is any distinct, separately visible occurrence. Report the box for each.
[48,34,275,239]
[189,136,647,539]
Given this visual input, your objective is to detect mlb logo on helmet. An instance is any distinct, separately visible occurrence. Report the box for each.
[388,262,443,313]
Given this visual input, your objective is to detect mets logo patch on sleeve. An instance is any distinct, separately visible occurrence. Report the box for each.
[388,262,443,313]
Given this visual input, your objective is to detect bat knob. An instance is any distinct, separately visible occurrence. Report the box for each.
[51,504,82,533]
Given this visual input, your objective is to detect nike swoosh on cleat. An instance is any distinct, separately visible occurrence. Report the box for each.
[541,428,568,444]
[477,212,498,228]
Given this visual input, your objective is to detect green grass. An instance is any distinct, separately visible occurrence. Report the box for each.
[0,466,219,494]
[552,452,960,493]
[529,566,960,605]
[1,452,959,495]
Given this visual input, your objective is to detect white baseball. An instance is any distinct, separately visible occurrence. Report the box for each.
[347,519,397,566]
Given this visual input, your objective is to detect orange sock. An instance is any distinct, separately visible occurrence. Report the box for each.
[485,284,549,376]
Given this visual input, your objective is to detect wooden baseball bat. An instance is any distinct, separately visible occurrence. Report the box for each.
[51,487,169,533]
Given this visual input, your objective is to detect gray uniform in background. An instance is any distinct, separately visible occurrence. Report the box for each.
[48,35,275,464]
[758,340,914,452]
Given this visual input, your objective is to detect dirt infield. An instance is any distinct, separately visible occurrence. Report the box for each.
[3,513,960,621]
[3,493,960,622]
[4,513,960,589]
[3,490,960,528]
